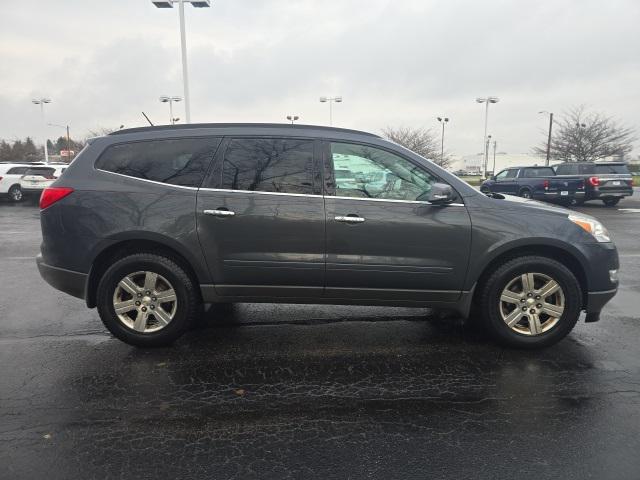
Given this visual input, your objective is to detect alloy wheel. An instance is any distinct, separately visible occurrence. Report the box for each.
[112,271,177,333]
[499,272,565,336]
[9,186,22,202]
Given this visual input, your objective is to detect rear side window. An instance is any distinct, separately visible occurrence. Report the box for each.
[555,164,578,175]
[96,138,220,187]
[594,164,630,175]
[25,167,55,178]
[522,167,555,178]
[222,138,315,194]
[6,167,28,175]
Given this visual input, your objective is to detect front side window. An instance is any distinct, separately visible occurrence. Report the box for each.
[96,137,220,187]
[495,170,509,180]
[222,138,315,194]
[505,169,519,178]
[330,142,438,201]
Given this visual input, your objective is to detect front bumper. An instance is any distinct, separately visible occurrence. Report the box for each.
[36,254,87,300]
[584,288,617,321]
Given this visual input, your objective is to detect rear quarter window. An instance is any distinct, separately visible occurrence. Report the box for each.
[6,167,28,175]
[96,137,221,187]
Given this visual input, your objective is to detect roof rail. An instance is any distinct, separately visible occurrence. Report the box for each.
[109,122,380,138]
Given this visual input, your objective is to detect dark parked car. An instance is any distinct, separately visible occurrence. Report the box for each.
[554,161,634,206]
[480,166,585,205]
[37,124,618,349]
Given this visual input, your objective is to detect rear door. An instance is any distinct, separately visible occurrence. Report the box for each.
[322,140,471,302]
[196,136,325,298]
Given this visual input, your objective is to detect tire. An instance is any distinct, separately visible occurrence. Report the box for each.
[96,252,201,347]
[519,188,532,199]
[602,197,620,207]
[478,255,582,349]
[8,185,23,203]
[572,198,586,206]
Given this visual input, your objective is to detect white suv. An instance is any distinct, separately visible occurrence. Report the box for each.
[19,164,68,197]
[0,162,42,202]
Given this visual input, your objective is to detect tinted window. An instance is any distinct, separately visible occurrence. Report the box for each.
[6,167,28,175]
[25,167,55,178]
[330,142,439,201]
[595,164,630,175]
[522,167,555,178]
[96,138,220,187]
[578,164,594,174]
[505,169,519,178]
[222,138,314,194]
[555,164,574,174]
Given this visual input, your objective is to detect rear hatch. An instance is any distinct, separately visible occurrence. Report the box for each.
[593,164,633,194]
[21,167,57,189]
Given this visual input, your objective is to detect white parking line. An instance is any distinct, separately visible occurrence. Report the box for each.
[618,208,640,213]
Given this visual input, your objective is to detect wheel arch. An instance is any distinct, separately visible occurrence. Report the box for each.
[470,242,589,309]
[85,234,208,308]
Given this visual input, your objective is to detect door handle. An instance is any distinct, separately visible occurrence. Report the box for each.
[203,209,235,217]
[335,215,365,223]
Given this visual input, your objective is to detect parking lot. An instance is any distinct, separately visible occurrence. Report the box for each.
[1,193,640,479]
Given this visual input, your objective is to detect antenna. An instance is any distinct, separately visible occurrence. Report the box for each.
[141,111,154,126]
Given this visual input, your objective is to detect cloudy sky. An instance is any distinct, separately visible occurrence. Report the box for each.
[1,0,638,158]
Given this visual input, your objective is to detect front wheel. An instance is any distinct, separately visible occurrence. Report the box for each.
[8,185,23,202]
[479,256,582,348]
[602,197,620,207]
[96,252,201,347]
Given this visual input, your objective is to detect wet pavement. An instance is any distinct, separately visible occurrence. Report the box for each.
[1,193,639,479]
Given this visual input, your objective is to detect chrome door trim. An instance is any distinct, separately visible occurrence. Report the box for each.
[96,169,199,190]
[335,215,365,223]
[198,187,323,198]
[203,209,235,217]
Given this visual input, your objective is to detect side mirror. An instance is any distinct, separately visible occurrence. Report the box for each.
[427,183,455,204]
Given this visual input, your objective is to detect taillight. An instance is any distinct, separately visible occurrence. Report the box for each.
[588,176,600,186]
[40,187,74,210]
[543,179,549,190]
[629,178,635,187]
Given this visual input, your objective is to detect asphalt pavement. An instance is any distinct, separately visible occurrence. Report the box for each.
[1,192,640,480]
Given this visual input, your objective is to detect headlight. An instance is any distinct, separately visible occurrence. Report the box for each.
[568,214,611,242]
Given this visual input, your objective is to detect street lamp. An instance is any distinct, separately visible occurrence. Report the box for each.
[151,0,211,123]
[286,115,299,125]
[32,98,52,164]
[539,110,554,166]
[485,134,492,175]
[437,116,449,164]
[319,96,342,126]
[48,123,73,162]
[160,95,183,124]
[476,96,499,178]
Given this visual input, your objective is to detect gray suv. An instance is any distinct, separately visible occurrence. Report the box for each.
[36,124,619,348]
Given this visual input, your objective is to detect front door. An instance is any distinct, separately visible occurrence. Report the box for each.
[196,137,325,298]
[323,141,472,303]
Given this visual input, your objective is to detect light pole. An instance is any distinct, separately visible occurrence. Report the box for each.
[437,116,449,164]
[319,96,342,126]
[485,134,492,175]
[492,139,497,175]
[48,123,72,162]
[160,95,183,124]
[539,110,554,166]
[476,96,499,178]
[32,98,52,164]
[286,115,299,125]
[151,0,211,123]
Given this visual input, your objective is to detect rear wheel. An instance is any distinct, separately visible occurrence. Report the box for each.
[96,252,201,347]
[602,197,620,207]
[479,256,582,348]
[8,185,23,202]
[519,188,532,199]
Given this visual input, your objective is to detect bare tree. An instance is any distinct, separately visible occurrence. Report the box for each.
[381,126,452,168]
[535,106,636,162]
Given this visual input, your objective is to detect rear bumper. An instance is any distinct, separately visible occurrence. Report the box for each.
[535,191,585,200]
[587,188,633,199]
[36,254,87,300]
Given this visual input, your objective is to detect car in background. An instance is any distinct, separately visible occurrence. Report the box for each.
[554,162,633,206]
[0,162,41,202]
[480,166,585,205]
[19,165,68,197]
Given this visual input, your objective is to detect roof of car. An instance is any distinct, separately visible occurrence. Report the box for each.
[507,165,552,169]
[109,123,381,139]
